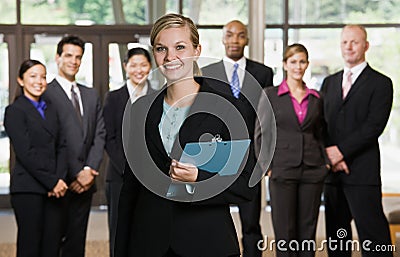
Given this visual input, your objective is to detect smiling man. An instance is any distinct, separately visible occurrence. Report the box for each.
[202,20,274,257]
[44,35,105,257]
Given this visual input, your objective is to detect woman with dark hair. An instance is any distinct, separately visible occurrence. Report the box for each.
[4,59,68,257]
[103,47,155,256]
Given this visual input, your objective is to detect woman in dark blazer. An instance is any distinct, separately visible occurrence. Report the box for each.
[115,13,256,257]
[255,44,329,257]
[103,47,156,256]
[4,60,68,257]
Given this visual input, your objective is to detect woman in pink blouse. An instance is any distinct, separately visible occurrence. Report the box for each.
[255,43,330,257]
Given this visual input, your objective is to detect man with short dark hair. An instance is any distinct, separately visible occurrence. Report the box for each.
[45,35,105,257]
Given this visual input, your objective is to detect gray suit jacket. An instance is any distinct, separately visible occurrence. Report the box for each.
[44,79,106,185]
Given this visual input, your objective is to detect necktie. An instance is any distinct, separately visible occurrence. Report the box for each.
[342,71,353,99]
[71,84,83,125]
[37,100,47,120]
[230,63,240,98]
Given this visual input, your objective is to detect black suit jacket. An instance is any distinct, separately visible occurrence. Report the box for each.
[44,80,105,186]
[202,59,274,136]
[257,86,328,181]
[119,78,256,257]
[4,96,67,194]
[321,64,393,185]
[103,83,156,182]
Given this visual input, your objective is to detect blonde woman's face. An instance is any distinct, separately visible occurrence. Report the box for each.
[152,26,201,83]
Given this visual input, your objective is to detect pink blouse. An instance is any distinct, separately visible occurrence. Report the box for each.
[277,80,320,124]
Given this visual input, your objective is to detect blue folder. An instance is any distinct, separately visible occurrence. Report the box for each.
[179,139,251,176]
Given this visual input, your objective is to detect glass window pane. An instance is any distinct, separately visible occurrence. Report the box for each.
[288,28,400,193]
[20,0,177,25]
[183,0,248,25]
[289,0,400,24]
[265,0,283,24]
[288,28,342,90]
[30,35,93,87]
[198,28,249,68]
[0,0,16,24]
[264,29,283,86]
[0,39,9,194]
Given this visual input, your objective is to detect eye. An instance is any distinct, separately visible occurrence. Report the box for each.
[155,46,166,52]
[176,45,185,50]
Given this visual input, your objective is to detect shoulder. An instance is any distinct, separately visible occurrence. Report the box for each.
[264,85,278,96]
[246,59,273,72]
[106,85,127,99]
[5,97,27,118]
[201,61,223,73]
[78,84,100,98]
[366,65,392,84]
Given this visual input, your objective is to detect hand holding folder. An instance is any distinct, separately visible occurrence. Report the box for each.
[179,139,251,176]
[166,139,251,198]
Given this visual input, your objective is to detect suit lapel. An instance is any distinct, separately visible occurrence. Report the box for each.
[301,95,317,129]
[51,81,84,133]
[146,90,170,161]
[281,93,302,130]
[77,84,90,139]
[20,96,55,136]
[215,61,232,96]
[343,65,370,102]
[242,60,262,104]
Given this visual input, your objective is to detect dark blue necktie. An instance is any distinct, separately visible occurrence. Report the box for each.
[37,100,47,119]
[230,63,240,98]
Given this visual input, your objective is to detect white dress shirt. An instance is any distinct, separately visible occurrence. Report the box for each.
[223,56,247,89]
[56,75,83,115]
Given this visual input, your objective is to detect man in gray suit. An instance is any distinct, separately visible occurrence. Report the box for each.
[202,20,274,257]
[44,35,105,257]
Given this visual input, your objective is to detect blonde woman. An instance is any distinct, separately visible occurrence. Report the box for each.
[115,13,256,257]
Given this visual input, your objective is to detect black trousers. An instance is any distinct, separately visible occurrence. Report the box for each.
[324,184,393,257]
[106,179,123,257]
[11,193,64,257]
[269,166,325,257]
[238,182,263,257]
[59,189,93,257]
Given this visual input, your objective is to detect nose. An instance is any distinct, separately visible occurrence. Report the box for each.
[165,48,177,62]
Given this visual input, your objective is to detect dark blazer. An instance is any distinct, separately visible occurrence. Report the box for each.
[202,59,274,135]
[44,79,105,185]
[4,96,67,194]
[119,78,256,257]
[103,83,156,182]
[321,64,393,185]
[258,86,328,182]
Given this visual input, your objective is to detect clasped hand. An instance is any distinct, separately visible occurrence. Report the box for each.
[48,179,68,198]
[325,146,350,174]
[169,159,198,182]
[69,167,99,194]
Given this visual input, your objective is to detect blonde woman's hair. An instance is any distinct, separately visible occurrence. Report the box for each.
[283,43,309,62]
[150,13,202,76]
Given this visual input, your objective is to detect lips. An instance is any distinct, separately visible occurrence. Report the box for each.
[163,63,182,70]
